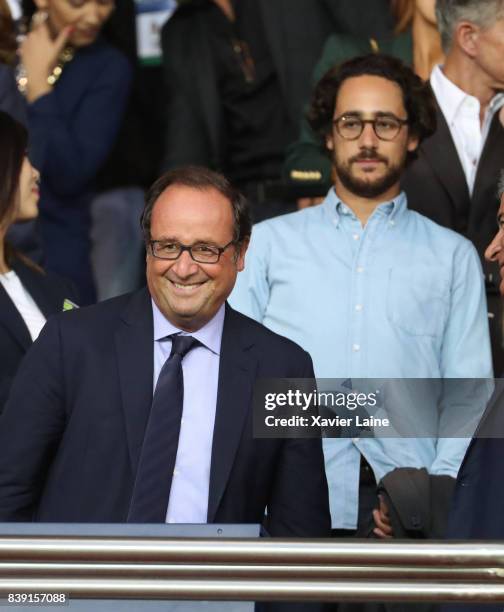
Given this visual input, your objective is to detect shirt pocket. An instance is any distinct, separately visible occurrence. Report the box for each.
[386,266,449,337]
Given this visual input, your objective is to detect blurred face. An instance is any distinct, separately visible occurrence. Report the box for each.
[327,75,419,200]
[34,0,115,47]
[472,17,504,90]
[484,193,504,295]
[16,157,40,222]
[146,184,248,332]
[415,0,437,25]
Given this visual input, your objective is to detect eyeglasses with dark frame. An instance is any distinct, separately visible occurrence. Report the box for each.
[149,239,237,264]
[333,113,409,141]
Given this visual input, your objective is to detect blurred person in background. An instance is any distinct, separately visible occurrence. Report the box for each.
[0,111,76,413]
[319,0,394,40]
[89,0,175,301]
[160,0,340,222]
[18,0,132,304]
[284,0,443,203]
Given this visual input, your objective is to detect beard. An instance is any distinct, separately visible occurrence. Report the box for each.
[334,148,406,199]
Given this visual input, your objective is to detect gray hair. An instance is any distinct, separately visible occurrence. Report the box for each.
[498,169,504,199]
[436,0,504,52]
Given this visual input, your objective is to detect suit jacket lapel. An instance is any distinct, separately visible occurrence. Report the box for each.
[420,102,471,219]
[0,282,31,351]
[114,289,154,475]
[207,305,257,522]
[473,112,504,206]
[13,260,63,318]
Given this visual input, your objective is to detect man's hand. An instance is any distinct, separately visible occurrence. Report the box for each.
[20,20,73,103]
[372,494,394,538]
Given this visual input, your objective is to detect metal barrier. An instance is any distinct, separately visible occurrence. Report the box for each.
[1,536,504,603]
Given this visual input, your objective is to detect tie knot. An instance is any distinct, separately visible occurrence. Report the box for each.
[169,334,200,359]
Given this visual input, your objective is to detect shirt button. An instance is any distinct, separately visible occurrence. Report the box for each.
[173,469,178,476]
[353,233,360,241]
[352,343,360,352]
[388,220,395,227]
[356,266,364,273]
[355,304,363,312]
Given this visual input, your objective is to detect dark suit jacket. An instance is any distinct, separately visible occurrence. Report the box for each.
[0,290,331,537]
[442,382,504,612]
[402,103,504,273]
[378,468,455,539]
[0,257,75,412]
[27,39,132,304]
[161,0,337,171]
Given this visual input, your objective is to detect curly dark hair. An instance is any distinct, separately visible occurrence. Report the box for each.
[308,54,437,158]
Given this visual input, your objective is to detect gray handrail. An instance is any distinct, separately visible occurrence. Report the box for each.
[1,537,504,603]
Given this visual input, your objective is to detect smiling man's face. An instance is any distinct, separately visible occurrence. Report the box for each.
[146,184,247,331]
[485,193,504,295]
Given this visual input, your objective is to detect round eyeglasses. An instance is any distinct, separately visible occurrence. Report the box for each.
[149,240,236,264]
[333,114,409,141]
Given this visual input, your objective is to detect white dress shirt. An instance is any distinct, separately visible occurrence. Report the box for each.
[430,65,504,194]
[151,300,224,524]
[0,270,46,341]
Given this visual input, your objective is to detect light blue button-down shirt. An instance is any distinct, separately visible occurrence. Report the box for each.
[152,300,224,524]
[229,189,493,528]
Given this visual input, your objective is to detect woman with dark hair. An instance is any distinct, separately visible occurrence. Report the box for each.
[283,0,443,204]
[0,110,75,412]
[16,0,131,304]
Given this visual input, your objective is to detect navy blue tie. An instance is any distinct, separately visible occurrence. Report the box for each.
[127,334,200,523]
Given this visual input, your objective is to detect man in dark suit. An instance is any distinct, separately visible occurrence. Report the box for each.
[161,0,341,221]
[0,166,330,539]
[443,171,504,611]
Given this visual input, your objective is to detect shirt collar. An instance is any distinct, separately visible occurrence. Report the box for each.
[430,64,504,124]
[151,299,225,356]
[322,187,407,227]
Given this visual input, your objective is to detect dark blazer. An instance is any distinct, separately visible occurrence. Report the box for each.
[402,104,504,273]
[0,290,331,537]
[27,39,132,304]
[378,468,455,539]
[442,382,504,612]
[161,0,337,171]
[0,257,75,412]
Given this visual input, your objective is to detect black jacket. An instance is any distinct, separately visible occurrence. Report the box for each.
[0,291,330,537]
[0,257,76,411]
[160,0,337,171]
